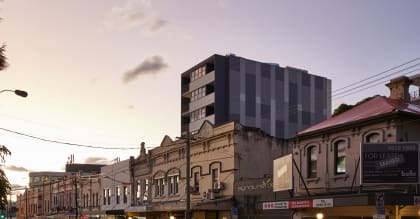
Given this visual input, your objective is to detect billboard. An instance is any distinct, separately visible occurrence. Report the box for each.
[361,142,420,184]
[273,154,293,191]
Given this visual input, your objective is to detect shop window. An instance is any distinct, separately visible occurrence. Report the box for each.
[334,140,346,174]
[103,189,106,205]
[168,175,179,195]
[103,188,110,205]
[211,168,219,189]
[154,178,164,197]
[193,172,200,192]
[123,186,128,204]
[116,186,121,204]
[143,179,149,201]
[136,180,141,203]
[307,146,318,178]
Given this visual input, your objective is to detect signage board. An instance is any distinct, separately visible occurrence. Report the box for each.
[313,199,333,208]
[263,199,333,210]
[288,200,313,209]
[361,142,420,184]
[263,201,288,210]
[273,154,293,192]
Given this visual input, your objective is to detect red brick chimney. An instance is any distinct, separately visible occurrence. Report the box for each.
[386,76,411,102]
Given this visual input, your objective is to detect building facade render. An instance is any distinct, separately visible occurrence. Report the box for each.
[181,54,331,138]
[127,121,290,219]
[264,76,420,219]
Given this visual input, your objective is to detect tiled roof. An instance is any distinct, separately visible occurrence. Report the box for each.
[298,96,420,135]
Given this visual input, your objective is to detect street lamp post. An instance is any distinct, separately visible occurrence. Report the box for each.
[0,89,28,98]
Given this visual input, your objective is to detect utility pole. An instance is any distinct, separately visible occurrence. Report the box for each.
[74,174,79,218]
[25,189,27,219]
[185,126,191,219]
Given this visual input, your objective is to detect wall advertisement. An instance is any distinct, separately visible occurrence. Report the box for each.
[361,142,420,184]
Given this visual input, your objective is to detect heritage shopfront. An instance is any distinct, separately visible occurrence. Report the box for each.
[263,193,420,219]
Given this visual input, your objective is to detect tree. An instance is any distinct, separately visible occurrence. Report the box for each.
[0,145,11,211]
[0,22,11,211]
[332,96,378,117]
[0,45,7,71]
[332,103,354,117]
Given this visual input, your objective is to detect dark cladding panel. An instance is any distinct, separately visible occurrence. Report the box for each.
[301,83,310,112]
[289,83,298,123]
[229,69,241,118]
[246,74,256,117]
[275,66,284,81]
[288,69,298,83]
[302,72,310,87]
[214,55,229,125]
[261,104,270,120]
[302,111,311,126]
[261,63,270,78]
[261,77,271,104]
[245,60,257,74]
[229,55,240,71]
[275,80,284,121]
[289,83,298,107]
[315,76,324,89]
[276,120,284,138]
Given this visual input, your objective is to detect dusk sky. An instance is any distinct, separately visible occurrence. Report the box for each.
[0,0,419,189]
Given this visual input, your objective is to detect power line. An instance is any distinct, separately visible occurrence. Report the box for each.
[332,64,420,98]
[0,127,139,150]
[0,113,156,147]
[332,57,420,93]
[332,68,420,100]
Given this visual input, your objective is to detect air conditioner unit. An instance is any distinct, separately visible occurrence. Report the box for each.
[213,182,225,190]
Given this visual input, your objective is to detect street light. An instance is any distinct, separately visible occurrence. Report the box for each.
[316,212,324,219]
[0,89,28,98]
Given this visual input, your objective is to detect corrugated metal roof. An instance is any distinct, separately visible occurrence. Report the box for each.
[298,96,420,135]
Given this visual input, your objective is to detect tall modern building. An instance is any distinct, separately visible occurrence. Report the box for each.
[181,54,331,139]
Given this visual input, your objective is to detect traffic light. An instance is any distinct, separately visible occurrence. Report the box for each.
[0,212,5,219]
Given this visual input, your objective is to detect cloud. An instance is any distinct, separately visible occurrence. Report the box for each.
[84,157,109,164]
[106,0,168,33]
[125,10,146,22]
[122,55,169,83]
[149,18,167,32]
[4,165,28,172]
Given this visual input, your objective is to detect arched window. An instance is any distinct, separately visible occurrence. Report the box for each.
[307,146,318,178]
[334,140,346,174]
[366,132,381,143]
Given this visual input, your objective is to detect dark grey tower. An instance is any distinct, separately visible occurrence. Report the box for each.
[181,54,331,138]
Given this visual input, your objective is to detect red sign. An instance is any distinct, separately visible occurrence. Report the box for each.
[288,200,313,208]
